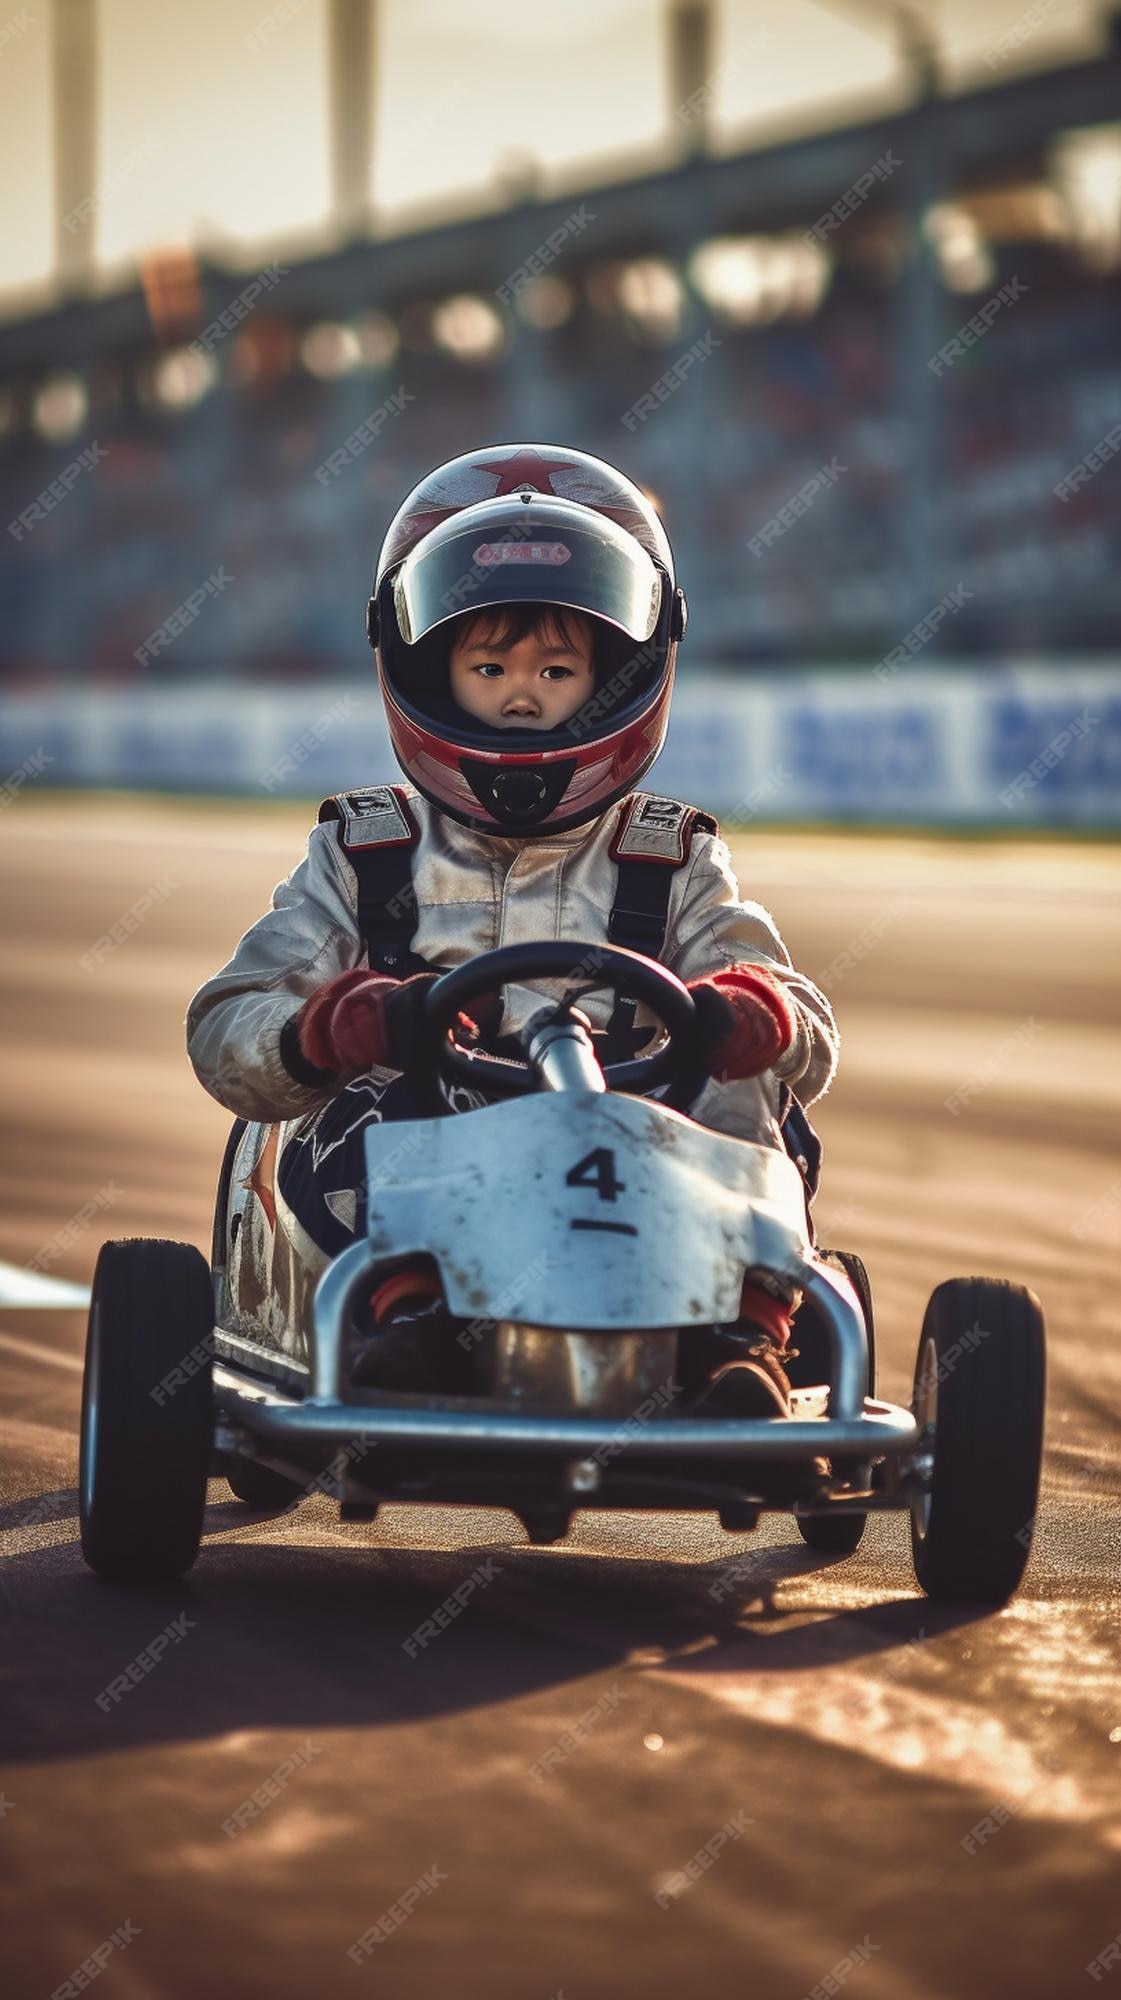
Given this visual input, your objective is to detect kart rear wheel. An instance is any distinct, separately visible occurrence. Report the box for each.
[80,1239,215,1584]
[909,1276,1045,1603]
[797,1507,866,1554]
[225,1458,305,1508]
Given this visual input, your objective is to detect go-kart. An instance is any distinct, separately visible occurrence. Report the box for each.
[78,940,1046,1602]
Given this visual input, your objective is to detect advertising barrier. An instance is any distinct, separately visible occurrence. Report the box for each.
[0,664,1117,825]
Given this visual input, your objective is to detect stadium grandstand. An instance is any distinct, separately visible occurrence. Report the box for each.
[3,6,1120,688]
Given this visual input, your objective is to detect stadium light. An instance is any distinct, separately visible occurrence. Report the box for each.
[32,373,88,443]
[924,204,995,294]
[152,346,218,411]
[514,275,576,331]
[1052,125,1121,272]
[300,322,364,377]
[688,235,830,325]
[616,258,685,340]
[353,310,400,368]
[432,294,506,364]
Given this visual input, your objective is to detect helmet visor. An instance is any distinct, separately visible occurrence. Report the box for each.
[392,507,665,649]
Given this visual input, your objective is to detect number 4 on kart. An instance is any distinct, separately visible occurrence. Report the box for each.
[565,1148,625,1201]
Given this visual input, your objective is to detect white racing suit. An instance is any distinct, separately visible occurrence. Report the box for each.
[185,784,839,1365]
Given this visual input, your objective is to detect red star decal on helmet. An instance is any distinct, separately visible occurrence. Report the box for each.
[475,448,581,496]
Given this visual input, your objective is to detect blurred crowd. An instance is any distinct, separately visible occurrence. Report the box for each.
[2,242,1117,685]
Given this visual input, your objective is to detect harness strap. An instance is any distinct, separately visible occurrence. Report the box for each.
[316,785,719,1062]
[317,785,428,976]
[603,793,718,1061]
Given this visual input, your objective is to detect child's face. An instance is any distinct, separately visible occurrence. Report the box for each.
[449,609,594,731]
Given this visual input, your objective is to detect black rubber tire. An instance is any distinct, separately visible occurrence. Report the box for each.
[796,1247,873,1554]
[831,1249,876,1398]
[787,1247,876,1397]
[797,1507,867,1554]
[225,1458,305,1508]
[80,1239,215,1583]
[909,1276,1045,1603]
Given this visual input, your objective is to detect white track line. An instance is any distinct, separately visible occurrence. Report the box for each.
[0,1260,90,1308]
[0,1331,83,1372]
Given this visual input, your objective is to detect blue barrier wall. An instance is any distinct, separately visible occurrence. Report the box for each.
[1,665,1118,825]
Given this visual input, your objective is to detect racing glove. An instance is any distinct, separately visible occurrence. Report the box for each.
[686,964,797,1082]
[286,969,496,1082]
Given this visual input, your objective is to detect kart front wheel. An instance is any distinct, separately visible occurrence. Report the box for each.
[80,1239,215,1583]
[909,1277,1045,1603]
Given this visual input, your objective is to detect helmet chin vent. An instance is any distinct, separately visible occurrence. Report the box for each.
[461,758,577,827]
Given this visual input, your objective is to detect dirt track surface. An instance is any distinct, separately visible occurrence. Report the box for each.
[1,794,1119,2000]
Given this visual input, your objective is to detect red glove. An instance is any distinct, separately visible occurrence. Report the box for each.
[686,965,797,1081]
[294,970,497,1077]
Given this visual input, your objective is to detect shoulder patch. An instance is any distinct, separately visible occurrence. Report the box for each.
[611,792,716,867]
[317,785,417,850]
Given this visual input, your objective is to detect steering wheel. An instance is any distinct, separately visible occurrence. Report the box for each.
[415,940,700,1115]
